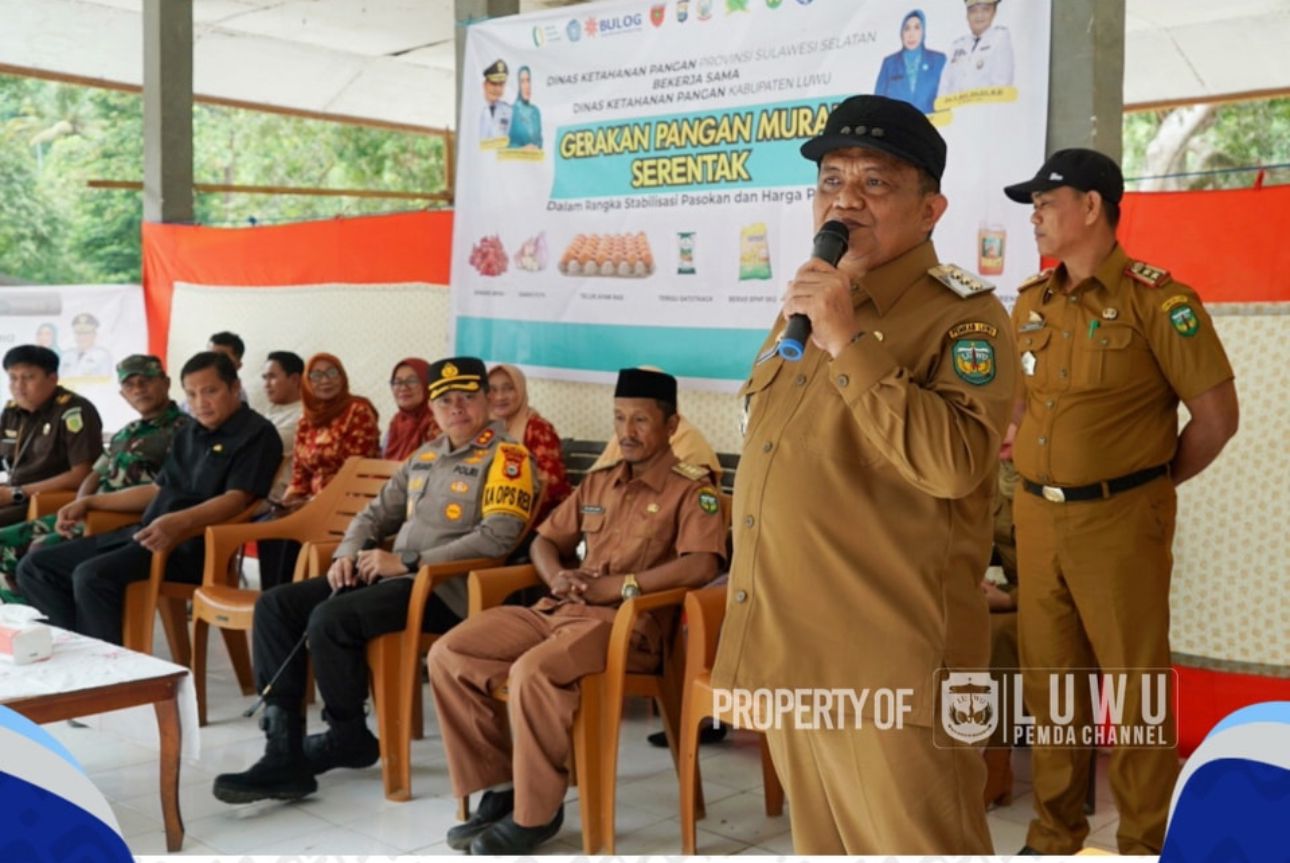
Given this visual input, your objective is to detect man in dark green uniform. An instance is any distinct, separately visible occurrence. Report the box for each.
[0,346,104,528]
[0,355,188,599]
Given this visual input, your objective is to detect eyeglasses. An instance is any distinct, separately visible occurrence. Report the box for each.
[308,368,341,382]
[390,377,422,389]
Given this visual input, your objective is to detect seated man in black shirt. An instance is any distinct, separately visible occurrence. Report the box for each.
[17,352,282,645]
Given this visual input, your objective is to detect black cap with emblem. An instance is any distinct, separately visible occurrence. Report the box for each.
[1004,147,1124,204]
[427,356,488,400]
[800,95,947,181]
[483,59,509,82]
[614,368,677,404]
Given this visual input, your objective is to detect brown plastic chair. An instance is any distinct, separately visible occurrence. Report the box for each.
[191,456,404,725]
[458,563,689,854]
[77,503,259,662]
[27,490,76,521]
[678,584,784,854]
[368,484,547,803]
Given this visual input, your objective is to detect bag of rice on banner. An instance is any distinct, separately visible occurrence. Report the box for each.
[739,222,772,281]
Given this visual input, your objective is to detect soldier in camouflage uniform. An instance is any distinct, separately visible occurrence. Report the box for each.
[0,355,187,601]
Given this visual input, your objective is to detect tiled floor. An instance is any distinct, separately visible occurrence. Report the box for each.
[48,630,1123,856]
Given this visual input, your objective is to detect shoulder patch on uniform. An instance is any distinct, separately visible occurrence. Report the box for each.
[1018,268,1054,291]
[950,339,996,386]
[929,264,996,299]
[56,392,72,405]
[473,428,496,447]
[696,485,720,516]
[1160,294,1190,312]
[947,321,998,340]
[1167,303,1201,338]
[482,443,535,521]
[671,462,710,482]
[62,407,84,433]
[1125,261,1171,288]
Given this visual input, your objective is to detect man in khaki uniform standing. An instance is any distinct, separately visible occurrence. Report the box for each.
[1003,149,1238,855]
[710,94,1015,855]
[429,368,727,855]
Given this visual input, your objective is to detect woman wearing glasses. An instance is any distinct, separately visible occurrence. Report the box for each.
[383,358,441,461]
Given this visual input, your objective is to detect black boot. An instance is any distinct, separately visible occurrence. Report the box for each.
[212,705,318,804]
[303,710,380,776]
[648,720,728,748]
[469,806,564,855]
[446,788,514,851]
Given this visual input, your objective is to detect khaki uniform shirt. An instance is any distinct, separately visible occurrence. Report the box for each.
[1011,244,1234,486]
[335,421,536,617]
[536,450,729,653]
[1,387,104,486]
[710,241,1016,727]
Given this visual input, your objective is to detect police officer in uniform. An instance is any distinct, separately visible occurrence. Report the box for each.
[429,368,727,855]
[1003,149,1238,855]
[940,0,1015,97]
[213,356,536,805]
[479,60,513,143]
[63,312,115,377]
[710,95,1014,855]
[0,345,104,527]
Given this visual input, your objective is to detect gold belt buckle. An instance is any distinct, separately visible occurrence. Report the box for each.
[1042,485,1066,503]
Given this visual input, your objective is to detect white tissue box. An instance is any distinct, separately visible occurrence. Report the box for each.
[0,622,53,664]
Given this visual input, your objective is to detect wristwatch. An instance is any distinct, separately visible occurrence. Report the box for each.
[620,573,642,600]
[400,551,421,574]
[10,486,26,505]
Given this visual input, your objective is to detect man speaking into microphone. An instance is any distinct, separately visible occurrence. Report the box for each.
[710,95,1014,854]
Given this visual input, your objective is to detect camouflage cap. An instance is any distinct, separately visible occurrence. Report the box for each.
[116,354,165,382]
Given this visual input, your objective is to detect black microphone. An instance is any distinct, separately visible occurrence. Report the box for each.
[778,219,851,361]
[243,537,377,718]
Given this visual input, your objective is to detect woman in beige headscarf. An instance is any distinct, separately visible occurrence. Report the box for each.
[487,364,570,522]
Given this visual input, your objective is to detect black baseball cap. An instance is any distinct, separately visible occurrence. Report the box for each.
[1004,148,1124,204]
[800,95,948,181]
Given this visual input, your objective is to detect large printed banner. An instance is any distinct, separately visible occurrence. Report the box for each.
[0,285,147,433]
[454,0,1051,388]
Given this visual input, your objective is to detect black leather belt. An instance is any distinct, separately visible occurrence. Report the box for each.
[1022,465,1169,503]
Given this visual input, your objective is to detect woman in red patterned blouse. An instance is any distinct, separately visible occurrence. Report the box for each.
[487,364,570,522]
[281,353,381,506]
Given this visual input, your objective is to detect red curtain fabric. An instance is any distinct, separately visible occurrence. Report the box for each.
[141,210,453,359]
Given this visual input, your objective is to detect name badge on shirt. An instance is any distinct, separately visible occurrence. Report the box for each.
[581,505,604,514]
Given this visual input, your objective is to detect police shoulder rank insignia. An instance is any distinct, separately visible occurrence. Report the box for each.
[62,407,84,433]
[1126,261,1171,288]
[1018,268,1054,291]
[929,264,996,299]
[482,443,534,521]
[473,428,496,448]
[56,393,72,406]
[417,450,438,462]
[696,485,720,516]
[951,339,996,385]
[671,462,709,482]
[947,321,998,340]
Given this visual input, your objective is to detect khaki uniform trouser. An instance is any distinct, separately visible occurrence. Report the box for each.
[1015,475,1181,855]
[764,723,992,855]
[427,604,656,827]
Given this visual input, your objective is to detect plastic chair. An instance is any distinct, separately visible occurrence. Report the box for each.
[190,457,403,725]
[458,562,689,854]
[26,490,75,521]
[678,584,784,853]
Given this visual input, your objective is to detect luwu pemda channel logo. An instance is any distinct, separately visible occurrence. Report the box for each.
[1162,701,1290,862]
[0,706,132,861]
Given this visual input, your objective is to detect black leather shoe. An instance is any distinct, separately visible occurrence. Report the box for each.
[469,806,564,855]
[1017,846,1044,855]
[648,721,728,748]
[446,789,514,851]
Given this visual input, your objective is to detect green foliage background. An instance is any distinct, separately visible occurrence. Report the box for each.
[0,73,447,285]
